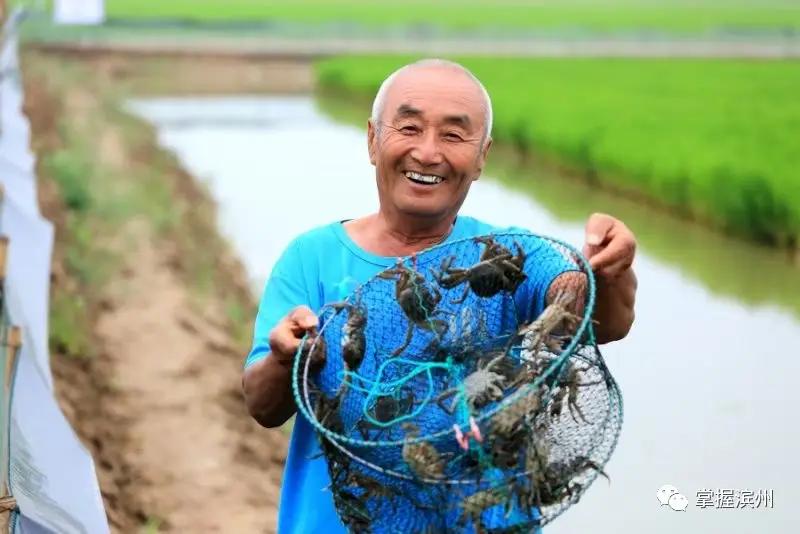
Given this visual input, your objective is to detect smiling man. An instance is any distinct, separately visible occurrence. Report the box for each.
[242,59,638,533]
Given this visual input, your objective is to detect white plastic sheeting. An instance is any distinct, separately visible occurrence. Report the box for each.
[0,8,110,534]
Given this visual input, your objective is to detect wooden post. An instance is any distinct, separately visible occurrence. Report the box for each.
[0,495,16,532]
[1,326,19,498]
[0,325,19,532]
[0,234,7,323]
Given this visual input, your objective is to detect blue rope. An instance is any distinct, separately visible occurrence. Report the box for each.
[342,357,454,428]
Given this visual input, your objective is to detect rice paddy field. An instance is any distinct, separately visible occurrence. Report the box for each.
[33,0,800,247]
[317,56,800,246]
[98,0,800,34]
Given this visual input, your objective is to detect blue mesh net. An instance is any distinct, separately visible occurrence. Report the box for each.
[292,232,624,534]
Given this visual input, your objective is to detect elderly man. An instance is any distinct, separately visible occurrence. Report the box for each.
[243,58,637,533]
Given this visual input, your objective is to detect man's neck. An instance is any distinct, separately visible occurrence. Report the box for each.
[344,212,456,257]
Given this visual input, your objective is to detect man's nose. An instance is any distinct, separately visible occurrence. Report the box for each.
[410,131,444,166]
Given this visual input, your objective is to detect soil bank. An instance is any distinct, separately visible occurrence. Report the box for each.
[21,49,287,533]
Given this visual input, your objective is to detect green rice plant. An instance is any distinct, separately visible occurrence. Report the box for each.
[316,56,800,246]
[98,0,800,33]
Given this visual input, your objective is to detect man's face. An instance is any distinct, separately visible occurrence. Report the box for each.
[367,66,492,223]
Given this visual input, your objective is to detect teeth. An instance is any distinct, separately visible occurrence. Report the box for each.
[405,171,443,184]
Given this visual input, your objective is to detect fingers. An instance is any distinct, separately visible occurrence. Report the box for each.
[268,306,319,360]
[289,305,319,332]
[589,248,634,279]
[583,214,637,280]
[584,213,615,248]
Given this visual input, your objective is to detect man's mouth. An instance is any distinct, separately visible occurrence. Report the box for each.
[404,171,444,185]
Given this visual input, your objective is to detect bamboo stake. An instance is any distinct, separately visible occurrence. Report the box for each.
[0,495,16,532]
[1,326,19,503]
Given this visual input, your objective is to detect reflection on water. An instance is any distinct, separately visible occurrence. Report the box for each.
[129,96,800,534]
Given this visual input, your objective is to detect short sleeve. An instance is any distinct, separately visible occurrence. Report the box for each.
[529,240,584,319]
[244,240,311,369]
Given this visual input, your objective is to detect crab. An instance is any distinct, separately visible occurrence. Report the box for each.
[431,236,527,304]
[378,255,451,357]
[297,326,327,371]
[427,306,491,364]
[455,487,513,534]
[548,360,603,424]
[308,388,351,470]
[332,489,372,534]
[514,289,583,362]
[342,471,404,512]
[400,423,449,480]
[328,298,368,374]
[530,455,610,508]
[435,352,511,416]
[356,387,415,439]
[295,328,328,401]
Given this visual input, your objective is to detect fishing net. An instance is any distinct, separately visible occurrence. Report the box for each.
[292,232,624,534]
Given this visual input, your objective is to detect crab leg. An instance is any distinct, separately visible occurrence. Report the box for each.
[450,283,471,305]
[391,322,415,357]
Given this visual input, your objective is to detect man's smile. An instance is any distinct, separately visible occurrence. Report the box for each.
[404,171,444,185]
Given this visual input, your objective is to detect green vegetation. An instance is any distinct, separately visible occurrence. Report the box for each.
[316,56,800,248]
[42,134,176,359]
[27,54,263,362]
[320,94,800,318]
[97,0,800,33]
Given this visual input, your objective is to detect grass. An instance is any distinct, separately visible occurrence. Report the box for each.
[316,56,800,248]
[28,59,185,358]
[33,57,262,360]
[90,0,800,33]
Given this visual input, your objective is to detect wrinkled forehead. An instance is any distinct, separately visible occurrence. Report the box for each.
[382,67,486,132]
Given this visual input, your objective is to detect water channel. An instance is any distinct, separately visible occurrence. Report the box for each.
[128,95,800,534]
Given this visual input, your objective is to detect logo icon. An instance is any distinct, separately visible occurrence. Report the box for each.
[657,485,679,506]
[657,485,689,511]
[669,493,689,511]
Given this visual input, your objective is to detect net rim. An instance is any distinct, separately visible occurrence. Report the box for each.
[292,230,598,449]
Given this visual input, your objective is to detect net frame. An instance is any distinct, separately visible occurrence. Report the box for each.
[290,230,624,528]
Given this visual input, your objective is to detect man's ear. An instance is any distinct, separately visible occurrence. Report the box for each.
[367,119,377,166]
[473,137,493,181]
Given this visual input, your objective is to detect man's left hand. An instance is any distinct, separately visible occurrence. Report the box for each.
[582,212,637,280]
[579,213,637,343]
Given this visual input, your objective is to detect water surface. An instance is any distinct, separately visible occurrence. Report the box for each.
[129,95,800,534]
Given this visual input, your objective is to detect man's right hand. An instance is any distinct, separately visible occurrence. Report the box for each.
[268,305,319,366]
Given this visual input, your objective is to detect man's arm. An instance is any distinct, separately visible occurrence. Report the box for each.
[544,265,636,344]
[591,267,636,344]
[243,355,297,428]
[242,242,311,429]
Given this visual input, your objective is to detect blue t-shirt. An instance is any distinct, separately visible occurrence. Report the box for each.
[245,215,579,534]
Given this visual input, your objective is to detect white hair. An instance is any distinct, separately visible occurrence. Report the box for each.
[370,58,494,142]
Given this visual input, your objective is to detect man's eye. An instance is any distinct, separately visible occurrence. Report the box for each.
[400,126,419,134]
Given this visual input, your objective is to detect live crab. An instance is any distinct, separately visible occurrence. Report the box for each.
[431,235,528,305]
[378,254,451,357]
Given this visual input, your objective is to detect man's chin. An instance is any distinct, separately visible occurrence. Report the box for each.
[397,204,449,222]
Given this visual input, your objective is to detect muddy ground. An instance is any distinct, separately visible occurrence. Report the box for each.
[22,50,289,533]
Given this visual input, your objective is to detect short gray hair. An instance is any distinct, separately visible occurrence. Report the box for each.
[370,58,494,142]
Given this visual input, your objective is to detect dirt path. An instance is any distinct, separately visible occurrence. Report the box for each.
[25,54,288,534]
[30,35,800,59]
[96,220,281,533]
